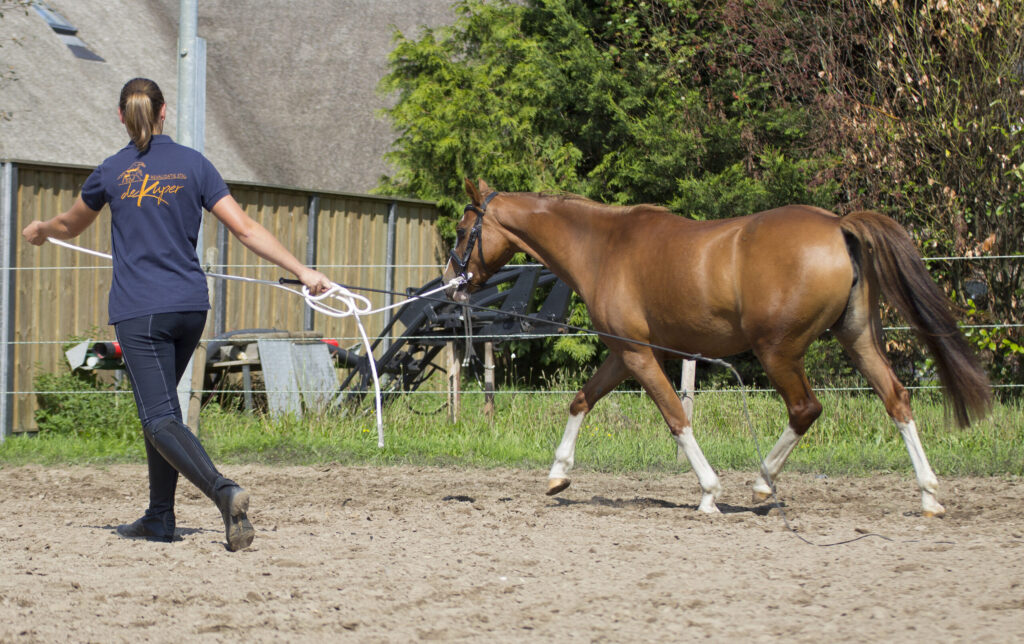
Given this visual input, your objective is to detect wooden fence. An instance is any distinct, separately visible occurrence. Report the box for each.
[1,162,444,434]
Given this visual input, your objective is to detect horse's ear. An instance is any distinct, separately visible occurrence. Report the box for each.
[478,178,492,197]
[464,177,482,206]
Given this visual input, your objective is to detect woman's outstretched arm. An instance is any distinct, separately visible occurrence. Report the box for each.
[22,196,102,244]
[210,194,333,295]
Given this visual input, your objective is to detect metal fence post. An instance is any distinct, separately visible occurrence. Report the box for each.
[304,194,320,331]
[0,162,17,440]
[176,0,206,428]
[213,220,228,336]
[176,0,200,151]
[382,201,397,354]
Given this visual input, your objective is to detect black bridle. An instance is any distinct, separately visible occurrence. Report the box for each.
[448,191,499,281]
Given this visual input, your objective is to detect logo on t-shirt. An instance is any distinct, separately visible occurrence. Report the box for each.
[118,161,187,207]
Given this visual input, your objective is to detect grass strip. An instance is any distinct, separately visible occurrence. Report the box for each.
[2,390,1021,479]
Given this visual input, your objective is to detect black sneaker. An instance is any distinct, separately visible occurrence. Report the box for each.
[115,517,174,543]
[215,485,255,552]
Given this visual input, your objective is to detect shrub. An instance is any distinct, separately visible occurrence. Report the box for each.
[33,369,140,440]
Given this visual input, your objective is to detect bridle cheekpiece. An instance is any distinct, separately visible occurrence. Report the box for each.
[449,191,499,281]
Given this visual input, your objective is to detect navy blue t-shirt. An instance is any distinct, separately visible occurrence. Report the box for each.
[80,134,230,324]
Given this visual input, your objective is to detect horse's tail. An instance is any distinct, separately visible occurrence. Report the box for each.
[839,210,991,427]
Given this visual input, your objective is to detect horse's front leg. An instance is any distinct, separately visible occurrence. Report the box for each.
[547,354,628,495]
[546,410,584,495]
[621,351,721,513]
[676,425,723,513]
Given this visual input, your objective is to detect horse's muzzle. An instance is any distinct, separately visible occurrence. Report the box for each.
[442,262,471,303]
[449,285,470,304]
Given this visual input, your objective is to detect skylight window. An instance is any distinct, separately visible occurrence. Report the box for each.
[33,1,104,62]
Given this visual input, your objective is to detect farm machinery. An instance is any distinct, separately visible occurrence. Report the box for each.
[202,265,573,410]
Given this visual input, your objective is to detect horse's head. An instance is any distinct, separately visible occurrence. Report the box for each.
[443,178,517,303]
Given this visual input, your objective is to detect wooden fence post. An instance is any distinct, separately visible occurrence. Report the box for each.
[677,359,696,462]
[447,341,461,423]
[483,342,495,418]
[186,341,207,433]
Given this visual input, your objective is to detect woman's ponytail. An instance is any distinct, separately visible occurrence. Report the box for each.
[118,78,164,152]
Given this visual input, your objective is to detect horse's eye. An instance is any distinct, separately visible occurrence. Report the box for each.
[456,228,466,243]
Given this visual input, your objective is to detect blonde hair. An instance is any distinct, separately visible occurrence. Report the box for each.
[119,78,164,152]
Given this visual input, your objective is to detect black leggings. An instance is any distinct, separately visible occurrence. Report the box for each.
[114,311,206,428]
[115,311,230,536]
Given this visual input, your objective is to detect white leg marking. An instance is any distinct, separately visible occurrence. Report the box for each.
[674,426,721,514]
[895,419,945,516]
[752,425,802,499]
[548,412,585,481]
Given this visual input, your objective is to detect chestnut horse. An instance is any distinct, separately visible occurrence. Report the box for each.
[444,179,990,517]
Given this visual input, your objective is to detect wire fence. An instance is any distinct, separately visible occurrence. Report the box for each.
[11,332,1024,398]
[9,252,1024,335]
[10,322,1024,346]
[10,384,1023,397]
[6,253,1023,403]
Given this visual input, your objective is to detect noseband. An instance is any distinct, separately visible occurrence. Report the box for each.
[449,191,499,281]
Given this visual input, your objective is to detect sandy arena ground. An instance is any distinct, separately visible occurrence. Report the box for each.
[0,463,1021,642]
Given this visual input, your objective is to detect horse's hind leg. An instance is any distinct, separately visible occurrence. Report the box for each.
[834,319,945,517]
[751,351,823,502]
[547,354,629,495]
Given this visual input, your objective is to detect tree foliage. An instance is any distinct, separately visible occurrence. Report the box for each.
[378,0,837,236]
[820,0,1024,381]
[378,0,1024,383]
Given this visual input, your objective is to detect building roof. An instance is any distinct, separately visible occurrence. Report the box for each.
[0,0,457,194]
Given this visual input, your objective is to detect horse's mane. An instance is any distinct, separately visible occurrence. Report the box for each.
[524,191,672,217]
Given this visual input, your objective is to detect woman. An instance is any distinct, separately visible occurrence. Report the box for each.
[22,78,333,552]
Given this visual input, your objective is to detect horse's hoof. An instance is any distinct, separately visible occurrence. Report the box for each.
[546,478,570,496]
[921,496,946,518]
[698,495,720,514]
[751,483,772,503]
